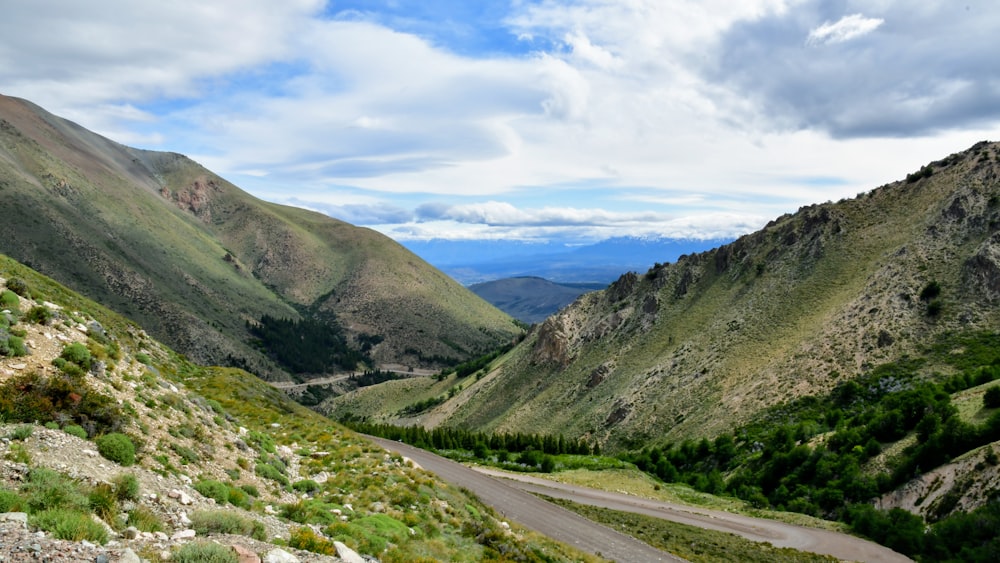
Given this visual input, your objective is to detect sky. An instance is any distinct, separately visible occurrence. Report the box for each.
[2,0,999,245]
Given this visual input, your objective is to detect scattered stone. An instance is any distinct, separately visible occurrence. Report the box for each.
[171,529,197,540]
[263,548,299,563]
[120,548,142,563]
[0,512,28,529]
[232,544,261,563]
[122,526,140,539]
[334,541,365,563]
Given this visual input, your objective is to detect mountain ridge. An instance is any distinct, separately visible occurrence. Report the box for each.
[426,141,1000,447]
[0,94,520,381]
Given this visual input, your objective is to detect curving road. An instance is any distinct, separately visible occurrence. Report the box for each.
[368,437,682,562]
[368,437,913,563]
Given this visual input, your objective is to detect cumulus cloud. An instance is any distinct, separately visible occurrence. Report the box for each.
[713,2,1000,138]
[2,0,998,244]
[806,14,883,46]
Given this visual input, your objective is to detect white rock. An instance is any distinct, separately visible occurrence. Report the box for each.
[334,542,366,563]
[179,512,192,526]
[263,548,300,563]
[119,548,142,563]
[171,529,196,540]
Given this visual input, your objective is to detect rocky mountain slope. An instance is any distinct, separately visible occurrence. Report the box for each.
[0,94,519,382]
[0,255,592,561]
[433,141,1000,449]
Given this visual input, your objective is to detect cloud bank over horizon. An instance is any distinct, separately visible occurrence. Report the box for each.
[2,0,997,242]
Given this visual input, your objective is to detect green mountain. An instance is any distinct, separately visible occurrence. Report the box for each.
[469,276,606,324]
[0,254,592,561]
[434,141,1000,449]
[0,94,519,381]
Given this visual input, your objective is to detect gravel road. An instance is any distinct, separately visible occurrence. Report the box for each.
[368,437,913,563]
[367,437,682,562]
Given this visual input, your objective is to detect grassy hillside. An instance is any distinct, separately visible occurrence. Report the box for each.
[0,253,595,561]
[0,94,519,382]
[431,141,1000,450]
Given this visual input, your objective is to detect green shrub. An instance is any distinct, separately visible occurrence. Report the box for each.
[30,509,109,544]
[289,527,337,556]
[0,489,24,512]
[25,305,53,325]
[135,352,151,365]
[95,433,136,466]
[0,289,18,308]
[88,483,119,523]
[240,484,260,498]
[292,479,321,494]
[6,278,29,297]
[255,462,289,486]
[60,342,91,370]
[113,473,140,501]
[226,486,252,509]
[21,468,89,513]
[127,505,164,533]
[4,443,31,464]
[44,421,59,430]
[63,425,88,439]
[189,510,266,540]
[0,333,27,357]
[173,542,239,563]
[985,386,1000,409]
[193,480,230,505]
[0,372,126,433]
[11,424,34,441]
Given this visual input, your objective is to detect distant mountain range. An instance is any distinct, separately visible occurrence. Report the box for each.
[469,277,606,324]
[403,237,732,285]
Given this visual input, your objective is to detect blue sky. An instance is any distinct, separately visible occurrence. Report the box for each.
[3,0,999,244]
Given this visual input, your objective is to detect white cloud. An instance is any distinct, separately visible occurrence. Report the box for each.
[806,13,884,46]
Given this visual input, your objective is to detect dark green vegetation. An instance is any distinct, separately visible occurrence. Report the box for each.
[0,94,519,384]
[619,332,1000,559]
[546,497,836,563]
[248,314,366,374]
[344,421,596,472]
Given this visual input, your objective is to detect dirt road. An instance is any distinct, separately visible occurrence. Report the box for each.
[368,437,912,563]
[368,437,682,562]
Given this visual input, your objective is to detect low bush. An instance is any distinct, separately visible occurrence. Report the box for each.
[127,505,164,533]
[11,424,34,441]
[289,527,337,556]
[0,289,18,308]
[113,473,140,501]
[0,332,27,357]
[0,372,126,435]
[22,468,89,513]
[30,508,109,544]
[255,461,289,486]
[985,386,1000,409]
[25,305,53,325]
[0,489,23,512]
[173,542,238,563]
[95,433,136,466]
[292,479,321,495]
[63,425,88,439]
[6,278,29,297]
[88,484,119,524]
[60,342,91,370]
[193,480,230,505]
[189,510,267,541]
